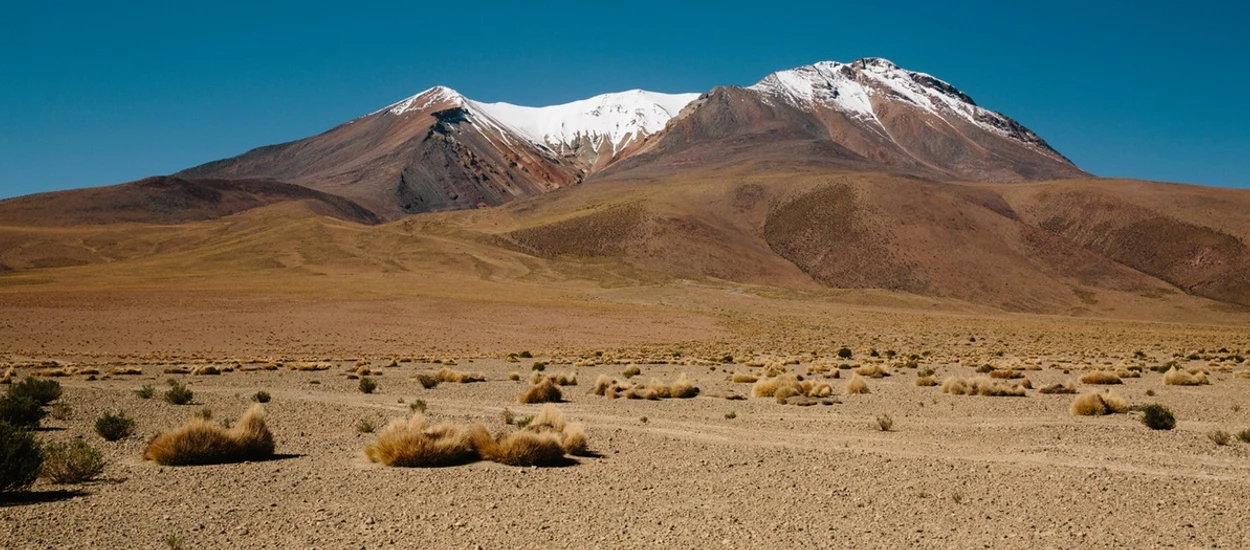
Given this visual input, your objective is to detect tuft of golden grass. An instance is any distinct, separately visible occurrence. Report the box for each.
[1038,383,1077,394]
[667,373,699,398]
[191,365,221,376]
[107,367,142,376]
[364,413,477,467]
[988,370,1023,379]
[1163,367,1209,386]
[853,364,890,378]
[143,405,275,466]
[845,373,869,395]
[622,365,641,378]
[915,375,938,387]
[435,367,486,384]
[731,373,758,384]
[534,371,577,386]
[752,374,799,398]
[940,376,1026,397]
[472,427,566,466]
[1078,371,1122,385]
[520,378,562,404]
[1,366,14,384]
[287,362,330,372]
[508,371,521,381]
[1070,391,1129,416]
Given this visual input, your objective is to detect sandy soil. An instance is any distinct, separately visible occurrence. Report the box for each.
[4,346,1250,549]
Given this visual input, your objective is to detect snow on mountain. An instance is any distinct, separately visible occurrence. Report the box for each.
[378,86,699,157]
[749,58,1061,159]
[468,90,700,156]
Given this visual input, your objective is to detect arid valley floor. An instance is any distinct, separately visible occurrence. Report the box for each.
[3,269,1250,549]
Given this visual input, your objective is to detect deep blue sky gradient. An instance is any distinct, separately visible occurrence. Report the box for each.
[2,0,1247,199]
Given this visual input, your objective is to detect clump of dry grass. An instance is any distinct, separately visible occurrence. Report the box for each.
[915,375,938,387]
[287,362,330,372]
[854,364,890,378]
[591,374,698,400]
[143,405,275,466]
[622,365,641,378]
[988,370,1024,380]
[1163,367,1209,386]
[731,373,758,384]
[1234,370,1250,379]
[0,367,13,384]
[107,367,142,376]
[665,374,699,398]
[364,413,477,467]
[1038,383,1077,394]
[1079,371,1122,385]
[472,428,566,466]
[1070,392,1128,416]
[191,365,220,376]
[752,374,832,403]
[520,378,562,404]
[435,367,486,384]
[532,371,576,386]
[162,366,191,375]
[845,373,870,395]
[507,371,520,381]
[940,376,1026,397]
[1116,368,1142,379]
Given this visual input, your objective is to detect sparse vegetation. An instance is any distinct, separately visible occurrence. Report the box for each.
[1140,404,1176,430]
[940,376,1026,397]
[1209,429,1231,446]
[1163,367,1209,386]
[1038,383,1077,395]
[845,373,869,395]
[876,414,894,432]
[143,405,275,466]
[520,378,562,404]
[94,411,136,441]
[40,439,105,484]
[415,374,438,389]
[1237,428,1250,443]
[136,385,155,399]
[252,391,271,403]
[409,399,427,414]
[1079,371,1122,385]
[1070,392,1128,416]
[359,377,378,394]
[434,367,486,384]
[356,419,376,433]
[0,421,42,492]
[49,402,72,421]
[164,381,193,405]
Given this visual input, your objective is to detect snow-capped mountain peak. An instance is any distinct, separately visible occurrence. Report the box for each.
[378,86,466,116]
[467,89,700,156]
[748,58,1061,158]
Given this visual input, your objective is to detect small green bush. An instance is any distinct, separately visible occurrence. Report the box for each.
[252,391,271,403]
[876,414,894,432]
[415,374,438,389]
[409,399,427,413]
[359,377,377,394]
[9,377,62,406]
[0,394,46,428]
[135,385,155,399]
[531,362,546,372]
[1237,429,1250,444]
[164,382,193,405]
[0,422,42,492]
[837,347,853,359]
[41,439,105,484]
[94,412,136,441]
[1140,404,1176,430]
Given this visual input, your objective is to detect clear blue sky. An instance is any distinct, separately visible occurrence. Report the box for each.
[2,1,1247,199]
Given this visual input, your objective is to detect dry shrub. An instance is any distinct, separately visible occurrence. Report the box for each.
[287,363,330,372]
[845,373,869,395]
[533,371,576,386]
[1039,383,1077,394]
[622,365,641,378]
[666,374,699,398]
[191,366,221,376]
[1070,392,1128,416]
[762,363,786,378]
[732,373,758,384]
[76,368,100,376]
[364,414,477,467]
[1234,370,1250,379]
[1163,367,1209,386]
[508,371,521,381]
[1116,368,1141,379]
[107,367,142,376]
[0,367,13,384]
[472,428,566,466]
[590,375,616,397]
[915,375,938,387]
[520,379,562,404]
[525,404,588,455]
[854,364,890,378]
[435,367,486,384]
[163,366,191,375]
[988,370,1023,380]
[143,405,275,466]
[1078,371,1122,385]
[752,374,800,398]
[355,366,372,377]
[33,368,73,377]
[940,376,1026,397]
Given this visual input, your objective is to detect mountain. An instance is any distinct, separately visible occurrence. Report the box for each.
[180,58,1081,220]
[179,86,698,220]
[605,58,1085,182]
